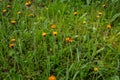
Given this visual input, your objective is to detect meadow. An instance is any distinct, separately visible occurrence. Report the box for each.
[0,0,120,80]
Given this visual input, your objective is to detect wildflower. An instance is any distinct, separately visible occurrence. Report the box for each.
[66,37,73,43]
[102,4,106,8]
[2,9,7,14]
[106,24,111,29]
[51,24,56,29]
[96,15,100,18]
[9,43,15,48]
[25,1,31,6]
[98,11,102,15]
[94,67,98,72]
[10,38,16,43]
[42,32,47,37]
[48,75,56,80]
[82,20,86,24]
[17,11,22,15]
[7,5,11,8]
[28,13,34,17]
[10,20,16,24]
[53,31,58,36]
[73,11,77,16]
[46,7,48,10]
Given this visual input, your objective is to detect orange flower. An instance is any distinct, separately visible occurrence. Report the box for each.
[106,24,111,29]
[73,11,77,16]
[25,1,31,6]
[48,75,56,80]
[42,32,47,37]
[17,11,22,15]
[7,5,11,8]
[94,67,98,72]
[28,13,34,17]
[10,38,16,42]
[53,31,57,36]
[66,37,73,43]
[10,20,16,24]
[51,24,56,29]
[9,43,15,48]
[2,9,7,13]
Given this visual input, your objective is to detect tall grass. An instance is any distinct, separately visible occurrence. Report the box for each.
[0,0,120,80]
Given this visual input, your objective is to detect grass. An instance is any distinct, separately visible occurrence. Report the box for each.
[0,0,120,80]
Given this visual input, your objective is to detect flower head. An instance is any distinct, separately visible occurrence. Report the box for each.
[102,4,106,8]
[73,11,77,16]
[94,67,98,72]
[2,9,7,14]
[10,20,16,24]
[53,31,58,36]
[17,11,22,15]
[82,20,86,24]
[42,32,47,37]
[66,37,73,43]
[96,15,100,18]
[28,13,34,17]
[25,1,31,6]
[7,5,11,8]
[10,38,16,43]
[9,43,15,48]
[98,11,102,15]
[106,24,111,29]
[48,75,56,80]
[51,24,56,29]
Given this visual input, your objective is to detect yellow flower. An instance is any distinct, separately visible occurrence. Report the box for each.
[94,67,98,72]
[7,5,11,8]
[48,75,56,80]
[51,24,56,29]
[9,43,15,48]
[102,4,106,8]
[28,13,34,17]
[53,31,57,36]
[42,32,47,37]
[2,9,7,13]
[17,11,22,15]
[66,37,73,43]
[10,38,16,42]
[25,1,31,6]
[98,11,102,15]
[96,15,100,18]
[73,11,77,16]
[10,20,16,24]
[46,7,48,10]
[82,20,86,24]
[106,24,111,29]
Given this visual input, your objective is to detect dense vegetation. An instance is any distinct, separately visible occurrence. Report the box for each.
[0,0,120,80]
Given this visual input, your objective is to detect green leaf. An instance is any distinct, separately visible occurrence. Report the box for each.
[110,13,120,23]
